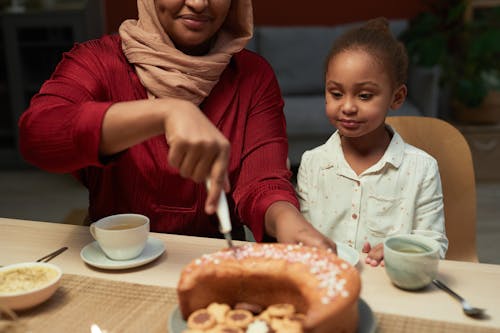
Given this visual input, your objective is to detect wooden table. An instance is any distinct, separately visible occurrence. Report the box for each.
[1,217,500,332]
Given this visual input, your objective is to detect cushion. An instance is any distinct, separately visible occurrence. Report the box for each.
[257,26,343,95]
[255,20,409,96]
[283,96,331,136]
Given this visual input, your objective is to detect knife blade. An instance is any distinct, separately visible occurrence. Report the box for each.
[206,180,234,249]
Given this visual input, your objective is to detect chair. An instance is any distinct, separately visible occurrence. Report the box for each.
[386,116,478,262]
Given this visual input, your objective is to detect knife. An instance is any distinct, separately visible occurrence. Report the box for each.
[206,180,234,249]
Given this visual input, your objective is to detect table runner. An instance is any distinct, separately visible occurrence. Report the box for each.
[6,274,175,333]
[375,313,499,333]
[2,274,497,333]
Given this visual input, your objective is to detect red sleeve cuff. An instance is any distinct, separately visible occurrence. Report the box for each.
[245,190,300,242]
[74,101,113,167]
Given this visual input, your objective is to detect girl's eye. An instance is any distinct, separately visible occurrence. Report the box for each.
[359,93,373,100]
[330,91,343,99]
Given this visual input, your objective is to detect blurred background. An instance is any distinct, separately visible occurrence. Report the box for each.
[0,0,498,264]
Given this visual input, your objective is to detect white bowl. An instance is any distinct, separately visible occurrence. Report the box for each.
[0,262,62,310]
[384,234,440,290]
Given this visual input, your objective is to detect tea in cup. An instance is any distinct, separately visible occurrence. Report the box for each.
[90,214,150,260]
[383,234,440,290]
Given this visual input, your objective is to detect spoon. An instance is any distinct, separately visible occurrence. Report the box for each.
[0,247,68,268]
[432,279,485,318]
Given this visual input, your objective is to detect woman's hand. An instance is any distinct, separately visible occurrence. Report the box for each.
[162,98,230,214]
[100,97,230,215]
[265,201,337,253]
[362,242,384,267]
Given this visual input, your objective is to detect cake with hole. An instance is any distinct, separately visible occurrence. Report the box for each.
[177,243,361,333]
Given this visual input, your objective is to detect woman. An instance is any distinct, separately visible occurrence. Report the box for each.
[19,0,335,249]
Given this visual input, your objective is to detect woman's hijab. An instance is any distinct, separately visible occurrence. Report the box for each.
[119,0,253,105]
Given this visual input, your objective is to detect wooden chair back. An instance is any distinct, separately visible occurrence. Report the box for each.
[386,116,478,262]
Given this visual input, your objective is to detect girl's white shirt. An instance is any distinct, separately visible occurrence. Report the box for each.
[296,126,448,258]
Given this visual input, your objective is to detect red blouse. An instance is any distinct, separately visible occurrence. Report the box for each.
[18,34,299,241]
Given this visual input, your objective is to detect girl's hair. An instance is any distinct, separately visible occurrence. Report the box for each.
[326,17,408,86]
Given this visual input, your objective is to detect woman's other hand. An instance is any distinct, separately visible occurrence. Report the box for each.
[265,201,337,253]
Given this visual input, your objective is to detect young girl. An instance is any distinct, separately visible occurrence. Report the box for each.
[296,18,448,266]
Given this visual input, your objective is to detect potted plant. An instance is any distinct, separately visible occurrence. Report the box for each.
[400,0,500,124]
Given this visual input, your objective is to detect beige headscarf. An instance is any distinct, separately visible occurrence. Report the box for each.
[119,0,253,105]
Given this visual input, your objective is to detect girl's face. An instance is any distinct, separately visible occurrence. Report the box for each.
[325,49,406,139]
[155,0,231,55]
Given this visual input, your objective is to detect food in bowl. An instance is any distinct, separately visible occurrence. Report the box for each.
[0,262,62,310]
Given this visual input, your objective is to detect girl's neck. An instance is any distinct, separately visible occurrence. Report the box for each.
[340,124,392,175]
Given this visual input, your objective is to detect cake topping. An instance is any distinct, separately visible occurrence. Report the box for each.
[207,302,231,323]
[230,313,248,321]
[186,303,304,333]
[219,328,243,333]
[267,304,295,318]
[225,309,254,328]
[194,312,211,324]
[246,320,273,333]
[187,309,216,330]
[190,243,352,303]
[234,302,263,315]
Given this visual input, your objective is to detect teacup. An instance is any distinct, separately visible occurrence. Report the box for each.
[384,234,440,290]
[90,214,150,261]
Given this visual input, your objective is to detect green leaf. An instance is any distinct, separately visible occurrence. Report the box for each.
[455,78,489,107]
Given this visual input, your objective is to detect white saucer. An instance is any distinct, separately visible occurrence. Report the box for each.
[337,242,360,266]
[168,299,376,333]
[80,237,165,270]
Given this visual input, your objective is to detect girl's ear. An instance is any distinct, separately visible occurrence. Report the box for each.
[390,84,407,110]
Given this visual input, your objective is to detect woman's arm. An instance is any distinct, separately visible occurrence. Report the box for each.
[265,201,337,251]
[229,54,335,250]
[19,39,229,213]
[101,98,230,214]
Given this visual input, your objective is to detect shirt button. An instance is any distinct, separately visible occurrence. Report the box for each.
[352,213,358,219]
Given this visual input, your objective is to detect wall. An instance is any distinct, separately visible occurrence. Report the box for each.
[103,0,426,33]
[253,1,426,26]
[104,0,138,33]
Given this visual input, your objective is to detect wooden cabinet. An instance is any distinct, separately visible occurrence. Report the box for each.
[457,123,500,181]
[0,23,14,155]
[0,0,103,167]
[465,0,500,21]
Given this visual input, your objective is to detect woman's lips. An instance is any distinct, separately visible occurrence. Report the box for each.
[179,15,211,30]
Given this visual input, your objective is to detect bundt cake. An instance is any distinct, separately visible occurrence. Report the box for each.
[177,243,361,333]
